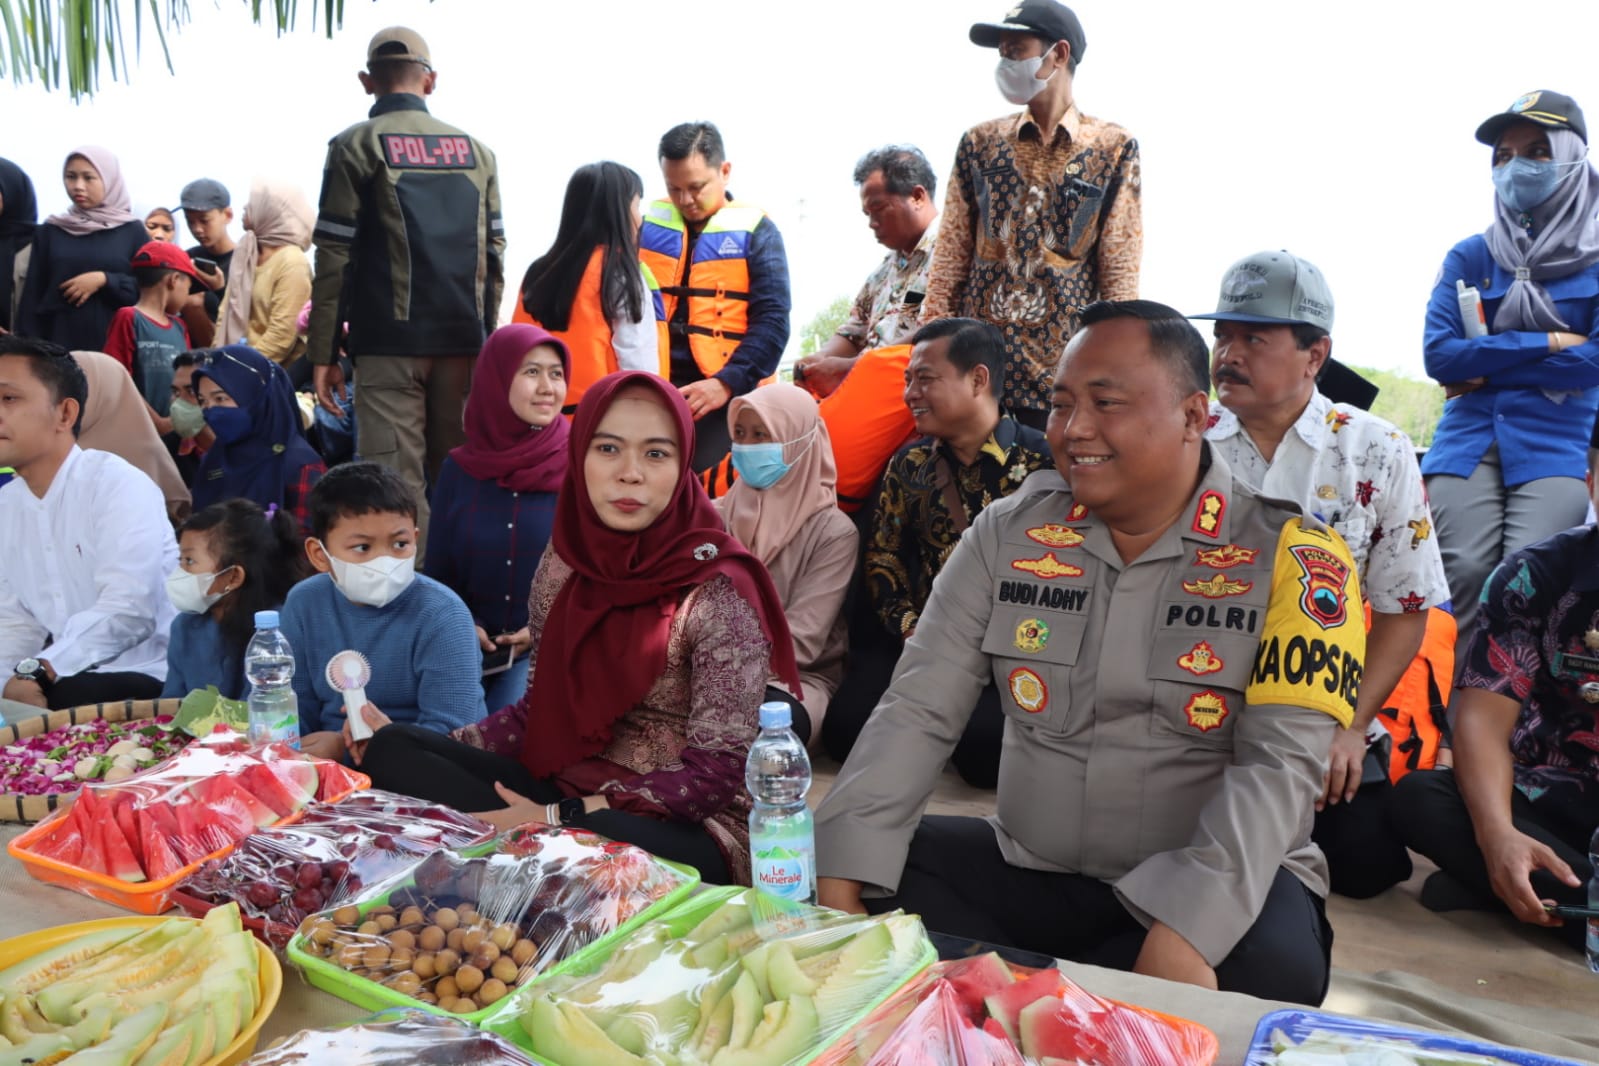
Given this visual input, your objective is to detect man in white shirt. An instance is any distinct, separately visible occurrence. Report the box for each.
[1194,251,1451,898]
[0,336,176,710]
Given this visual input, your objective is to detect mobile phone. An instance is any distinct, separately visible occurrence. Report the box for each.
[481,643,514,677]
[1544,903,1599,920]
[192,257,218,273]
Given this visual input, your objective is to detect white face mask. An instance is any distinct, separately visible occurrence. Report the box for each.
[995,53,1053,105]
[166,567,231,615]
[323,549,416,608]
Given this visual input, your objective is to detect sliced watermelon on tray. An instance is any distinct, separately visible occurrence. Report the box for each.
[195,774,278,828]
[138,808,186,882]
[109,792,145,870]
[97,811,145,883]
[236,763,299,818]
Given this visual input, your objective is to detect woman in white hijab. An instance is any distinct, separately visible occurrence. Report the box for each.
[1422,90,1599,642]
[215,181,314,373]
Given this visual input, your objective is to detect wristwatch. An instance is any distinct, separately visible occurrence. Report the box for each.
[13,658,50,689]
[555,798,586,826]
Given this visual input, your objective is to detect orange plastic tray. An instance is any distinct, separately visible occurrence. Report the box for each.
[7,767,369,914]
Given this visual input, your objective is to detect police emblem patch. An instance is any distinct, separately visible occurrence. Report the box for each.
[1025,524,1085,549]
[1289,543,1350,629]
[1182,575,1253,599]
[1193,544,1258,569]
[1010,553,1085,579]
[1191,491,1225,538]
[1014,619,1050,654]
[1178,641,1224,676]
[1008,668,1048,713]
[1184,690,1229,732]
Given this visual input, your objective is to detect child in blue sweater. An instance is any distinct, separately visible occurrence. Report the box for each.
[282,462,485,763]
[162,499,309,701]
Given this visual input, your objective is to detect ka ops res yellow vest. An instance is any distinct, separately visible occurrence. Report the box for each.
[638,199,765,377]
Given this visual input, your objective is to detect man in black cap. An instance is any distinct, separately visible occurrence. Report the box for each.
[922,1,1141,432]
[177,178,234,344]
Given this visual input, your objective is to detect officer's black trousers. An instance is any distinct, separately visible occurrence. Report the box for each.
[1310,747,1413,899]
[863,814,1334,1005]
[1389,768,1589,950]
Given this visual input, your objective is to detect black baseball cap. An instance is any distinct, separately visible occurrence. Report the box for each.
[1475,90,1587,146]
[970,1,1086,65]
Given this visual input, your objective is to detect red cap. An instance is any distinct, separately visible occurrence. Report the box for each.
[129,241,203,283]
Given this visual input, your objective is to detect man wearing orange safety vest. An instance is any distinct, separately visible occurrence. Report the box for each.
[794,145,941,512]
[640,122,792,473]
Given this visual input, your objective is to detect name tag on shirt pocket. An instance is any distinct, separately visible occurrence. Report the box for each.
[981,607,1086,732]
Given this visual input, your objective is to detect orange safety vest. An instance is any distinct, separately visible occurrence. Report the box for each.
[816,345,918,513]
[638,199,765,379]
[1373,605,1456,783]
[514,248,668,411]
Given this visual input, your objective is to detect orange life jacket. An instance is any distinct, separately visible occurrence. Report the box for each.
[638,199,765,378]
[1373,605,1456,783]
[514,248,668,411]
[816,345,918,513]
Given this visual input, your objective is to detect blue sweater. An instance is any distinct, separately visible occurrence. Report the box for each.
[160,612,247,701]
[1421,233,1599,485]
[278,572,486,736]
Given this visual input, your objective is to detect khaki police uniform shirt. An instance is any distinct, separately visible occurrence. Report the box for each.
[815,450,1366,965]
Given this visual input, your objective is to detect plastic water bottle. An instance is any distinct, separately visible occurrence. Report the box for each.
[746,702,815,905]
[1457,279,1488,339]
[1588,826,1599,974]
[245,610,299,749]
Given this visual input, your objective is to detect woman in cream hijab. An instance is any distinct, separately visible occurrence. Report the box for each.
[73,350,191,524]
[215,181,314,373]
[716,383,857,746]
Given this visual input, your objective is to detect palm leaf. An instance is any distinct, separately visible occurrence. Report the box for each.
[0,0,346,99]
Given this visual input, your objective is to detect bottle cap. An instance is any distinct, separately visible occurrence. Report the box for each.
[254,610,280,628]
[758,702,792,730]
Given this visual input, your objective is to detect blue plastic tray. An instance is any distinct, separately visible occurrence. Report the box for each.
[1245,1009,1587,1065]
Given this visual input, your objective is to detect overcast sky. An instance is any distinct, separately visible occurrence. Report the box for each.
[6,0,1597,376]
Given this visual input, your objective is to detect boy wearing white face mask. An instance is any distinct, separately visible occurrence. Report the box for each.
[162,499,311,701]
[922,0,1142,432]
[279,462,485,762]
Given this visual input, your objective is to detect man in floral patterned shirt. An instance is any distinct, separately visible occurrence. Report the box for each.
[820,318,1052,785]
[1197,250,1450,899]
[1390,467,1598,952]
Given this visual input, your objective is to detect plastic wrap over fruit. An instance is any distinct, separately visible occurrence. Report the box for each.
[240,1009,537,1065]
[290,824,691,1016]
[19,732,369,889]
[815,953,1220,1066]
[175,790,493,946]
[498,886,934,1066]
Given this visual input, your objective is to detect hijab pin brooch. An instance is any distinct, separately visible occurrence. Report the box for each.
[693,543,719,561]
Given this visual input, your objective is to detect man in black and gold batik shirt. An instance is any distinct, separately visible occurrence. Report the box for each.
[820,318,1052,786]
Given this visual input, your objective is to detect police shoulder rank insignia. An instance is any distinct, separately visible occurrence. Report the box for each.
[1183,690,1229,732]
[1066,502,1089,522]
[1026,524,1084,549]
[1182,574,1253,599]
[1247,518,1365,727]
[1193,544,1258,569]
[1011,553,1085,579]
[1008,668,1048,713]
[1014,618,1050,653]
[1178,641,1224,676]
[1190,491,1225,538]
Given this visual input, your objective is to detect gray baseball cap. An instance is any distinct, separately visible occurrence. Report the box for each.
[1190,250,1334,333]
[178,178,230,212]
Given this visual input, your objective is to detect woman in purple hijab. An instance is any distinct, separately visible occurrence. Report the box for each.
[1421,91,1599,643]
[424,324,572,711]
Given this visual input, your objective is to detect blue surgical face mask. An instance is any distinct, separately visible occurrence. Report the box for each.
[1492,156,1580,213]
[203,405,252,444]
[730,429,817,491]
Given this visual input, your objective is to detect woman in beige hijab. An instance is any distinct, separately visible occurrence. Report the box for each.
[73,350,191,524]
[716,383,857,745]
[215,181,313,369]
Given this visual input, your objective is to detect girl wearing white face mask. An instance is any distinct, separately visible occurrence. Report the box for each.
[1422,91,1599,646]
[161,500,310,701]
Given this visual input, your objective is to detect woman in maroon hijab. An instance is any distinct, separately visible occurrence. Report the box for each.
[360,371,800,885]
[425,324,570,710]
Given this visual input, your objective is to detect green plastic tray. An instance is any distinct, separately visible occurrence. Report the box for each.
[479,885,937,1065]
[284,841,700,1027]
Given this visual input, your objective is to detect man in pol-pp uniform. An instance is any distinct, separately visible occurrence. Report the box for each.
[816,300,1365,1004]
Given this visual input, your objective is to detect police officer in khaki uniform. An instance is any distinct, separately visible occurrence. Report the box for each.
[816,300,1365,1004]
[307,27,505,554]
